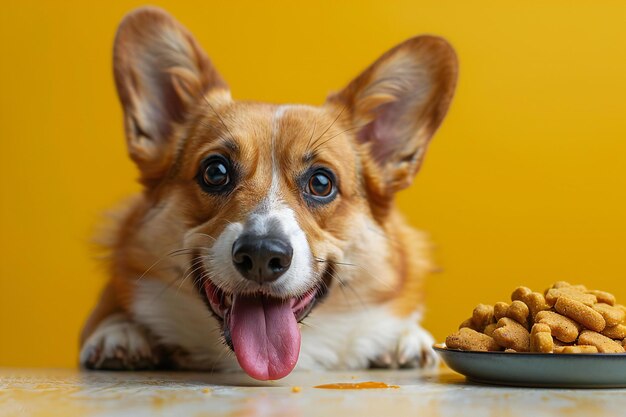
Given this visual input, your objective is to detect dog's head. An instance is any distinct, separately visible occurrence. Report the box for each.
[113,7,457,380]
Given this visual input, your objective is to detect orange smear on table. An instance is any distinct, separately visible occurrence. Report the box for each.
[314,381,399,389]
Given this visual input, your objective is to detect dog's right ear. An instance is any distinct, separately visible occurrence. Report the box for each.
[327,36,457,194]
[114,7,228,181]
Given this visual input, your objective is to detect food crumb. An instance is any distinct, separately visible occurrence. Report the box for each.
[201,388,212,394]
[291,386,302,393]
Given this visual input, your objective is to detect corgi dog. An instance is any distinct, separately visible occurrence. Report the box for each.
[80,6,457,381]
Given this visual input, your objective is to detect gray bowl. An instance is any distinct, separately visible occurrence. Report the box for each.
[434,345,626,388]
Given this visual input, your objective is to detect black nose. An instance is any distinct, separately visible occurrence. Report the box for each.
[232,235,293,283]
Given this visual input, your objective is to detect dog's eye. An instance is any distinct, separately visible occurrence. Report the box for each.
[204,160,229,186]
[308,172,332,197]
[303,168,338,205]
[198,155,231,191]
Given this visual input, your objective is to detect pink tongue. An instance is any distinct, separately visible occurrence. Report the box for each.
[228,294,300,380]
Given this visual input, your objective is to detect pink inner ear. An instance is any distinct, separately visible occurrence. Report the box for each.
[357,98,410,165]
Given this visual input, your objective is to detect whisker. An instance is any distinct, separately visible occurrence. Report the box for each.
[304,121,318,153]
[299,321,320,330]
[308,104,347,152]
[311,124,367,154]
[315,256,394,291]
[192,267,210,289]
[136,250,184,283]
[190,232,217,242]
[328,267,367,310]
[176,259,207,292]
[326,271,352,309]
[170,246,211,254]
[150,257,207,301]
[314,257,358,268]
[202,95,236,142]
[208,345,232,375]
[314,258,361,310]
[136,247,210,283]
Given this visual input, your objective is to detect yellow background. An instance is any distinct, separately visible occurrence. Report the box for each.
[1,1,625,367]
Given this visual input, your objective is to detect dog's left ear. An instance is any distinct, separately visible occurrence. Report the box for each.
[114,7,229,181]
[328,36,458,192]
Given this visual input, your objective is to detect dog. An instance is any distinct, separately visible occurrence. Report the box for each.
[79,6,458,381]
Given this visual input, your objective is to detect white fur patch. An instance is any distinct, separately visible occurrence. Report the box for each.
[298,308,437,370]
[132,279,238,370]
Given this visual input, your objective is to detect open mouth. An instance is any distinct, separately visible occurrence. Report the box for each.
[204,282,320,324]
[192,253,331,380]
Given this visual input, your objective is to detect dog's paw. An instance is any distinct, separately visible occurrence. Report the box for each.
[80,314,159,370]
[369,322,438,369]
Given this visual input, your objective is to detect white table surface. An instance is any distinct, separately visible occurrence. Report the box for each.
[1,367,625,417]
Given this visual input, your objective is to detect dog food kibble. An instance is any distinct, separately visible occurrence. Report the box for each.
[471,304,495,331]
[512,287,550,319]
[602,324,626,340]
[511,286,532,301]
[445,282,626,354]
[535,310,580,343]
[506,301,530,326]
[554,297,606,332]
[458,318,477,331]
[494,302,510,321]
[483,323,497,337]
[587,290,616,306]
[492,317,530,352]
[446,328,501,351]
[592,303,625,327]
[577,330,625,353]
[546,287,596,307]
[530,323,554,353]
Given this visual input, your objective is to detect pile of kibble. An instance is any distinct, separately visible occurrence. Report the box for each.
[446,281,626,353]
